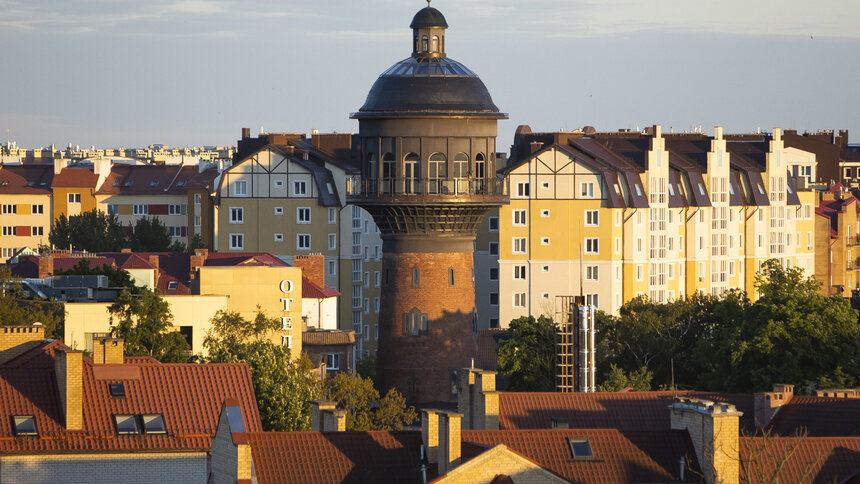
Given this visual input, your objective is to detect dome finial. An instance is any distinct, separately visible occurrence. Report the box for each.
[426,0,431,6]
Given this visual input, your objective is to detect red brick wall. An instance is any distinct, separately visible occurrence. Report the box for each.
[294,254,325,288]
[377,251,478,404]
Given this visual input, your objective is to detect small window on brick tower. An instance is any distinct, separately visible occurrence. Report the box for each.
[412,267,419,287]
[448,267,455,286]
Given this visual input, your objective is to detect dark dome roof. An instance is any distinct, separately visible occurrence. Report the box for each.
[353,57,504,118]
[410,7,448,28]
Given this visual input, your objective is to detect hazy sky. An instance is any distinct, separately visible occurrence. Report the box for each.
[1,0,858,151]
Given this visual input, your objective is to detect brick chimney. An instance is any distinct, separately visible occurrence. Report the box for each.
[310,400,337,431]
[422,409,440,465]
[437,412,463,475]
[753,383,794,427]
[293,254,326,288]
[458,368,499,430]
[121,248,132,253]
[55,348,84,430]
[148,255,160,270]
[0,324,45,364]
[190,248,208,279]
[670,398,742,484]
[37,255,54,279]
[322,409,346,432]
[92,337,124,365]
[529,141,544,154]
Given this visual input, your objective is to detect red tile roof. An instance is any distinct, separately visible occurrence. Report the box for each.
[302,330,355,346]
[96,165,217,195]
[498,391,755,431]
[0,164,53,194]
[302,276,340,299]
[247,430,423,483]
[0,340,261,454]
[52,167,98,188]
[461,428,700,484]
[740,436,860,484]
[768,396,860,437]
[816,196,860,238]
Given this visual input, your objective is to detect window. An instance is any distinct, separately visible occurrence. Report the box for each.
[274,206,284,215]
[584,238,598,254]
[636,264,643,281]
[513,265,527,280]
[230,234,244,250]
[489,267,499,280]
[114,414,140,435]
[448,267,455,286]
[586,265,598,281]
[167,281,178,290]
[230,207,243,223]
[364,272,370,288]
[293,180,308,196]
[142,414,166,434]
[586,294,598,307]
[168,226,182,238]
[489,293,499,305]
[325,353,340,370]
[615,237,621,254]
[489,242,499,255]
[13,415,37,436]
[274,233,284,242]
[374,298,380,313]
[297,234,311,250]
[106,204,119,215]
[31,226,44,236]
[541,237,550,245]
[194,193,202,205]
[516,182,530,198]
[542,181,550,189]
[541,209,550,218]
[168,204,182,215]
[403,308,428,336]
[585,210,599,226]
[412,267,420,287]
[616,211,621,226]
[109,383,125,397]
[31,204,44,214]
[297,207,311,223]
[328,260,337,276]
[2,226,14,236]
[488,216,499,232]
[274,179,284,189]
[551,418,569,429]
[513,210,527,226]
[542,265,549,272]
[374,271,380,287]
[68,193,81,204]
[328,233,337,250]
[542,292,550,300]
[364,298,370,313]
[194,215,201,227]
[513,293,527,308]
[513,237,527,254]
[567,437,594,459]
[580,182,594,198]
[328,207,337,223]
[133,204,147,215]
[234,180,248,196]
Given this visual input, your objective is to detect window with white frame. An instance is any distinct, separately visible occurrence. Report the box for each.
[31,226,44,236]
[512,237,527,254]
[293,180,308,196]
[328,207,337,223]
[274,206,284,215]
[107,204,118,215]
[328,233,336,250]
[327,260,337,275]
[325,353,340,370]
[513,265,526,280]
[31,204,44,214]
[194,215,201,227]
[133,204,147,215]
[541,237,550,245]
[636,264,643,281]
[274,233,284,242]
[584,238,598,254]
[513,293,527,308]
[230,207,244,224]
[374,271,380,287]
[168,226,182,238]
[194,193,202,205]
[615,237,621,254]
[586,293,598,307]
[586,265,598,281]
[541,209,550,218]
[516,182,530,198]
[297,234,311,250]
[234,180,248,196]
[68,193,81,204]
[513,210,527,226]
[168,204,182,215]
[230,233,244,250]
[297,207,311,224]
[274,179,284,189]
[374,298,380,313]
[585,210,599,226]
[580,182,594,198]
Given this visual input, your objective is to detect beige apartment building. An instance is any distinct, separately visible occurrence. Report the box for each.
[0,165,53,261]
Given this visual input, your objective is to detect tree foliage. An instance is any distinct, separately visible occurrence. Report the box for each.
[497,315,558,391]
[323,372,416,431]
[598,260,860,393]
[597,364,653,392]
[204,310,320,431]
[54,259,138,290]
[108,288,189,362]
[0,267,64,338]
[50,210,127,252]
[131,216,174,252]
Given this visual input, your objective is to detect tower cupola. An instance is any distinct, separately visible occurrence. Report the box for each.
[411,1,448,58]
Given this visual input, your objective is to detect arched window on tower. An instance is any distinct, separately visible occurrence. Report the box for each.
[428,152,447,194]
[448,267,455,286]
[403,307,428,336]
[412,266,420,287]
[453,152,469,194]
[431,35,439,53]
[404,152,419,194]
[382,152,395,194]
[475,153,486,193]
[366,152,377,194]
[422,35,429,52]
[414,34,419,53]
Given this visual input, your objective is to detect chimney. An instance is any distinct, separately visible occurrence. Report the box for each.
[55,348,84,430]
[458,369,476,429]
[422,409,439,465]
[311,400,337,431]
[53,159,68,175]
[37,255,54,279]
[473,371,499,431]
[190,249,208,279]
[241,127,251,139]
[293,254,326,288]
[121,248,132,253]
[529,141,544,154]
[670,398,742,484]
[437,412,462,475]
[753,383,794,428]
[92,337,124,364]
[148,255,160,271]
[0,324,45,363]
[322,409,346,432]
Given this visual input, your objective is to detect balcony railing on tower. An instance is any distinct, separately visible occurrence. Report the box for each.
[347,176,507,198]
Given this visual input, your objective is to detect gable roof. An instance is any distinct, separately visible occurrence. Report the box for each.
[433,443,568,483]
[461,428,700,484]
[0,164,54,194]
[0,340,261,454]
[52,167,98,188]
[246,430,423,483]
[96,164,217,196]
[740,435,860,484]
[768,396,860,437]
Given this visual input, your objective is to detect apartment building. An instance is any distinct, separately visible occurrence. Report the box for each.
[815,189,860,297]
[493,126,815,324]
[0,164,53,261]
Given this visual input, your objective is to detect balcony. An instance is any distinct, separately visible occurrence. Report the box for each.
[847,235,860,247]
[347,176,507,199]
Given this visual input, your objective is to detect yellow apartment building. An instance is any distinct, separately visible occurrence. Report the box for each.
[50,163,100,223]
[815,189,860,297]
[0,165,53,261]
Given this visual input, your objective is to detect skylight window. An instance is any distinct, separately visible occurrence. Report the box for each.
[167,281,178,290]
[114,414,140,435]
[124,181,132,187]
[149,180,159,187]
[12,415,37,436]
[109,383,126,397]
[142,414,167,434]
[567,437,594,459]
[176,180,186,187]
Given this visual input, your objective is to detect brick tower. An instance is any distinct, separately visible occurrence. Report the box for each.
[349,3,507,404]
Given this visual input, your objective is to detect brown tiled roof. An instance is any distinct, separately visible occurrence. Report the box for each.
[52,167,98,187]
[302,330,355,346]
[0,340,261,454]
[740,436,860,484]
[0,164,53,194]
[498,391,755,431]
[768,396,860,437]
[247,430,423,483]
[461,428,700,484]
[302,276,341,299]
[96,165,217,195]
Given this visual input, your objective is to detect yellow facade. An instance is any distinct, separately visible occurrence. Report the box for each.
[52,187,97,222]
[0,194,51,261]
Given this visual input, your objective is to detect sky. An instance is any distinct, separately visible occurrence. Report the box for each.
[1,0,858,151]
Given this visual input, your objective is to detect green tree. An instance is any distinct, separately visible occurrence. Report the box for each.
[597,364,653,392]
[108,288,189,362]
[187,233,207,251]
[356,354,377,381]
[323,372,416,431]
[131,216,173,252]
[0,267,65,338]
[497,315,558,391]
[204,310,321,431]
[54,259,138,290]
[49,210,128,252]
